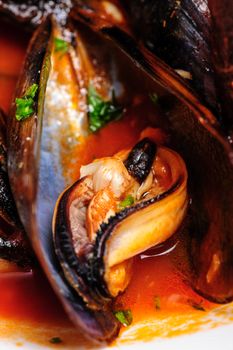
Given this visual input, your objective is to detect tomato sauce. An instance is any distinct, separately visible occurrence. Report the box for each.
[0,19,223,348]
[63,98,163,181]
[0,22,29,113]
[0,270,70,326]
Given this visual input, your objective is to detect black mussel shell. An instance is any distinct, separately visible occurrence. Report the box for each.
[53,137,187,303]
[122,0,219,117]
[72,3,233,303]
[110,0,233,302]
[207,0,233,136]
[0,109,32,267]
[122,0,233,139]
[7,17,119,342]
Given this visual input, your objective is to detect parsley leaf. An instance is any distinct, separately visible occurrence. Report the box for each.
[188,299,205,311]
[119,195,135,210]
[25,84,38,98]
[88,85,123,133]
[49,337,62,344]
[154,296,161,310]
[114,309,133,326]
[149,93,159,105]
[54,37,69,54]
[15,83,38,121]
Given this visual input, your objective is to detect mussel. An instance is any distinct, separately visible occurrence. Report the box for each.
[1,0,233,344]
[72,0,233,303]
[123,0,218,115]
[0,109,32,267]
[119,0,233,302]
[53,137,188,301]
[123,0,233,135]
[4,12,188,341]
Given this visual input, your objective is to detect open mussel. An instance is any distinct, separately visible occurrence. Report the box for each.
[72,0,233,303]
[7,16,128,342]
[117,0,233,302]
[122,0,218,116]
[53,137,188,301]
[123,0,233,135]
[0,109,32,268]
[5,10,188,340]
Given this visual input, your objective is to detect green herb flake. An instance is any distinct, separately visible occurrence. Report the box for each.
[114,309,133,327]
[149,93,159,105]
[154,296,161,310]
[25,83,38,98]
[119,195,135,210]
[49,337,62,344]
[15,83,38,121]
[88,85,123,133]
[188,299,205,312]
[54,37,69,54]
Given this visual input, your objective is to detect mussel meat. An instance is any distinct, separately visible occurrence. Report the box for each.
[53,137,188,301]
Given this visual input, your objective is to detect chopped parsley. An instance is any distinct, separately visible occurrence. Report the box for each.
[15,83,38,121]
[119,195,135,210]
[49,337,62,344]
[54,37,69,54]
[88,85,123,133]
[154,296,161,310]
[149,92,159,105]
[188,299,205,311]
[114,309,133,326]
